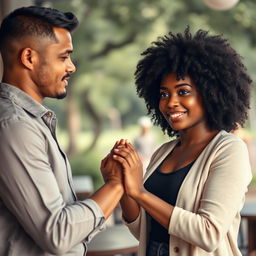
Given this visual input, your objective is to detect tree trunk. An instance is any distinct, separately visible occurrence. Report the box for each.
[66,90,81,156]
[81,89,102,153]
[107,107,122,130]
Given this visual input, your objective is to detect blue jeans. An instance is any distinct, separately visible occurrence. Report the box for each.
[146,240,169,256]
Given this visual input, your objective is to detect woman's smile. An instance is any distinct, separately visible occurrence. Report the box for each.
[167,111,187,123]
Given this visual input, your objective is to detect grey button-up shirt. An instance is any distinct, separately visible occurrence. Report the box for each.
[0,83,105,256]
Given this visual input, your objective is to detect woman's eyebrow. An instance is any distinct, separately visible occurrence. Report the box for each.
[159,83,192,90]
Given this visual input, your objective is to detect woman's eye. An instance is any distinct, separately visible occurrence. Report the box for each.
[178,89,190,96]
[159,91,169,98]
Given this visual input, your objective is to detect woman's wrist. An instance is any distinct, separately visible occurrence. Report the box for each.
[129,187,147,202]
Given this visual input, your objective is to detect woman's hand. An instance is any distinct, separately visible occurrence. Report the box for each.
[112,140,173,229]
[113,141,144,198]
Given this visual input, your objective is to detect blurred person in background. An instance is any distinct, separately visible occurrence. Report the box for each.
[0,6,123,256]
[134,116,156,173]
[104,27,252,256]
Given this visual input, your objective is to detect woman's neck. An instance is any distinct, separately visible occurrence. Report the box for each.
[178,127,220,148]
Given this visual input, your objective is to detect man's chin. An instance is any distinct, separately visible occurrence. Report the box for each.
[56,91,67,100]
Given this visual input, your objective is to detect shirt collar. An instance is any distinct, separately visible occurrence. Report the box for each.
[0,83,51,118]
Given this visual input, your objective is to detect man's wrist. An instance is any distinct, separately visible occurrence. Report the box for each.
[106,180,124,192]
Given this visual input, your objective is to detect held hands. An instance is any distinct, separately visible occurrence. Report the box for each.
[100,141,123,185]
[112,140,144,199]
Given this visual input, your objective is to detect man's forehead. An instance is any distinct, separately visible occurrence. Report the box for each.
[52,27,72,42]
[44,27,73,52]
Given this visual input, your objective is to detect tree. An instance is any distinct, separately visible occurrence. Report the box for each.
[48,0,167,155]
[41,0,256,155]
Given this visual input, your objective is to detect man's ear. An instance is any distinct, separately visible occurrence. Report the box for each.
[20,47,38,70]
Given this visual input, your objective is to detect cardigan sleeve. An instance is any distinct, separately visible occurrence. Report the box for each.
[124,141,175,240]
[123,211,142,240]
[169,138,252,252]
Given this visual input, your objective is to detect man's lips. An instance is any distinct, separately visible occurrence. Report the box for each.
[62,75,71,85]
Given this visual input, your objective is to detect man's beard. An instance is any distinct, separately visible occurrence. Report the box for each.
[57,91,67,99]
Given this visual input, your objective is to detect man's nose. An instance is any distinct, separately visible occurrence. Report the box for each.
[67,59,76,73]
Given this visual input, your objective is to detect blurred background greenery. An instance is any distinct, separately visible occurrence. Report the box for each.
[1,0,256,189]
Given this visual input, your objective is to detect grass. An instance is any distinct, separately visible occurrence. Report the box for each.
[57,126,256,189]
[56,126,169,189]
[57,125,169,158]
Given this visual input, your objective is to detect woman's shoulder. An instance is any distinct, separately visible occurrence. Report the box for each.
[215,130,247,146]
[207,130,249,157]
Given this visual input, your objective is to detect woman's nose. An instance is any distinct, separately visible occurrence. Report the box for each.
[167,95,179,108]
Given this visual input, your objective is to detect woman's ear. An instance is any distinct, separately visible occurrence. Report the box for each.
[20,47,38,70]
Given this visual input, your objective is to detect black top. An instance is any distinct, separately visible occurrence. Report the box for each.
[144,161,194,243]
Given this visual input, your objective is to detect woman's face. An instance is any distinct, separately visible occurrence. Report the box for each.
[159,73,208,133]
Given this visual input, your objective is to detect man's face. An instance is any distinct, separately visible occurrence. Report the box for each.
[32,27,76,101]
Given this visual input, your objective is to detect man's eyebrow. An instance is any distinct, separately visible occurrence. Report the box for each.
[61,50,73,54]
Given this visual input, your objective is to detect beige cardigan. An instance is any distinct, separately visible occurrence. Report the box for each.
[126,130,252,256]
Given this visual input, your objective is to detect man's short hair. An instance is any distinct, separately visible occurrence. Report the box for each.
[0,5,78,52]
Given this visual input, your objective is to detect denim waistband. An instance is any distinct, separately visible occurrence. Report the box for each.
[146,240,169,256]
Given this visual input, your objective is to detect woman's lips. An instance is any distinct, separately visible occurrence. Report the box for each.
[167,111,187,122]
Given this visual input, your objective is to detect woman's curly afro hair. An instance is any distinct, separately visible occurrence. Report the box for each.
[135,27,252,137]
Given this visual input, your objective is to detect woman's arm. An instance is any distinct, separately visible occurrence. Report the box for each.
[113,139,252,252]
[113,142,174,229]
[119,193,140,223]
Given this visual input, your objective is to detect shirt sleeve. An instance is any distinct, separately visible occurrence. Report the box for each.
[0,119,105,254]
[169,138,252,252]
[81,199,105,241]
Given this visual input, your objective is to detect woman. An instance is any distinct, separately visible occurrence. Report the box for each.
[102,28,252,256]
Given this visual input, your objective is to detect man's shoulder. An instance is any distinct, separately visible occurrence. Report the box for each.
[0,96,31,125]
[0,94,37,132]
[0,101,43,143]
[0,83,48,121]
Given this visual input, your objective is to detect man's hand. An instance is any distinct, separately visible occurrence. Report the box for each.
[90,141,125,219]
[100,141,123,185]
[112,141,144,198]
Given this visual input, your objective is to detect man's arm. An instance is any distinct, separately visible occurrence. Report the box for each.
[0,120,122,254]
[90,182,123,219]
[96,149,124,218]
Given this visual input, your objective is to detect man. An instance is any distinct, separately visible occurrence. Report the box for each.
[0,6,123,255]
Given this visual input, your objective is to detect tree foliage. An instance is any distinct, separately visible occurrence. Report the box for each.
[41,0,256,154]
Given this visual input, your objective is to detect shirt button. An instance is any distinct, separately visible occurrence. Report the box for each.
[47,112,52,117]
[174,246,179,253]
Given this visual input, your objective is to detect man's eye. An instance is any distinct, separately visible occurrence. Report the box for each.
[159,91,169,98]
[61,56,68,60]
